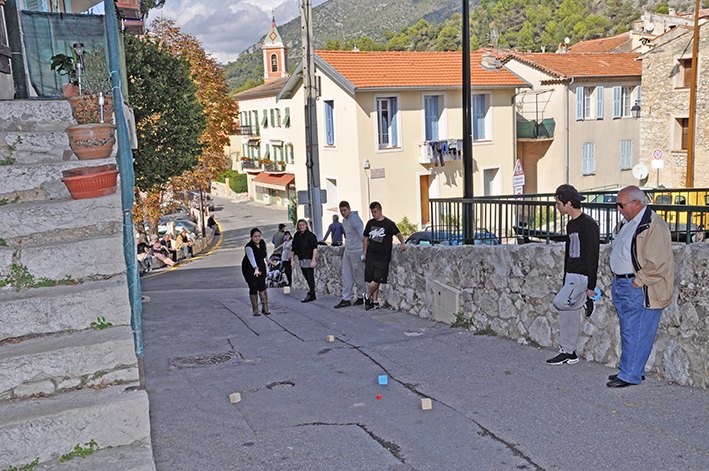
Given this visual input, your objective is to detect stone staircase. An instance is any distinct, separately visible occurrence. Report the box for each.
[0,100,155,470]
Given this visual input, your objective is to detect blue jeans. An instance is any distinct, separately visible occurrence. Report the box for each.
[612,277,663,384]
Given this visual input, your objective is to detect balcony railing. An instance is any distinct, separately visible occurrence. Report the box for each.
[264,162,286,173]
[239,125,259,136]
[241,159,260,170]
[517,118,555,139]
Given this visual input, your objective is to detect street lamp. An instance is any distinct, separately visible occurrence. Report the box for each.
[363,159,370,211]
[631,100,641,119]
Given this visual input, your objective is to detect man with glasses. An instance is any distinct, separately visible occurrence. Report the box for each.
[547,184,600,365]
[607,186,674,387]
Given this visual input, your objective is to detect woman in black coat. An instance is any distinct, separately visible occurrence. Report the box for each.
[241,227,270,316]
[292,219,318,302]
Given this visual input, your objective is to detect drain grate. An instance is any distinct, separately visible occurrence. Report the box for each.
[169,353,234,368]
[266,380,295,390]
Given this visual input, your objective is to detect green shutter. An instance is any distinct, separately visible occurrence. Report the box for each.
[261,111,268,127]
[284,107,291,127]
[264,144,270,160]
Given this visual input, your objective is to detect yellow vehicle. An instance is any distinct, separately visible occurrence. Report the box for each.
[652,190,709,242]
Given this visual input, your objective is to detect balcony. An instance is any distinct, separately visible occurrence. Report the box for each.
[239,125,259,136]
[116,0,142,19]
[264,162,286,174]
[241,159,261,170]
[517,118,555,140]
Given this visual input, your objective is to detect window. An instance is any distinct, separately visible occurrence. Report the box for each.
[261,110,268,128]
[376,97,398,148]
[680,58,692,87]
[612,86,635,118]
[596,86,604,119]
[271,54,278,73]
[575,87,593,120]
[424,95,440,141]
[276,109,281,127]
[620,139,633,170]
[324,100,335,146]
[252,110,259,134]
[472,94,487,140]
[582,142,596,175]
[483,167,501,196]
[676,117,689,151]
[325,178,338,211]
[284,107,291,127]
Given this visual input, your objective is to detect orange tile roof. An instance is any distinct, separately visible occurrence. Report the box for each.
[502,52,641,79]
[568,35,631,53]
[315,50,529,88]
[234,77,289,99]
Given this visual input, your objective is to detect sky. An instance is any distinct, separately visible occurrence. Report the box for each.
[144,0,328,64]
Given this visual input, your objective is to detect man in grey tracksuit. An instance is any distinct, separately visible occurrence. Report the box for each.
[334,201,366,308]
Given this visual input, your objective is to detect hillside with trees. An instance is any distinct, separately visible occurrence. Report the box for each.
[226,0,686,94]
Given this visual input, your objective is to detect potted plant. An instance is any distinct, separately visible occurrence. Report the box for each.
[50,49,79,97]
[61,164,119,199]
[65,49,116,160]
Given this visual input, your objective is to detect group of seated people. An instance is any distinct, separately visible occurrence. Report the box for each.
[136,230,195,273]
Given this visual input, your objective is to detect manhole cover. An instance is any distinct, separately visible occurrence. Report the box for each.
[266,380,295,390]
[170,353,234,368]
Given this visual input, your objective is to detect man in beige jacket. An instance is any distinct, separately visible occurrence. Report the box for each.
[607,186,674,388]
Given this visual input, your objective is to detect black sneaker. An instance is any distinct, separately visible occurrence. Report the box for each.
[334,299,351,309]
[364,297,373,310]
[353,298,364,306]
[546,350,579,365]
[584,298,595,318]
[370,302,381,310]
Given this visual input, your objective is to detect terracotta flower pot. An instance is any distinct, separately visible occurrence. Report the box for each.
[68,94,114,124]
[62,164,119,199]
[63,83,80,97]
[65,123,116,160]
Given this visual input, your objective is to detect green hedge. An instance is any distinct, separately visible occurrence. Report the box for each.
[215,170,248,193]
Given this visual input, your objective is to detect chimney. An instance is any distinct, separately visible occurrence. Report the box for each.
[480,52,498,70]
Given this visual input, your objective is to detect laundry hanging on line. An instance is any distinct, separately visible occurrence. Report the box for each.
[420,139,464,166]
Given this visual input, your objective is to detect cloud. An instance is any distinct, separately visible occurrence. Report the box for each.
[147,0,330,64]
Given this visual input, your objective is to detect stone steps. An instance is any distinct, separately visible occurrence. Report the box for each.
[0,99,75,132]
[1,130,73,165]
[0,383,151,467]
[0,192,122,246]
[34,444,156,471]
[0,233,127,281]
[0,277,131,341]
[0,326,139,400]
[0,156,117,204]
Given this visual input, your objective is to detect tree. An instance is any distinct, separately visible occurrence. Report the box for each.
[125,35,205,192]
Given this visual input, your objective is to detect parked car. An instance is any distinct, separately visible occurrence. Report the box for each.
[187,190,215,211]
[157,219,200,237]
[405,230,499,246]
[161,204,196,223]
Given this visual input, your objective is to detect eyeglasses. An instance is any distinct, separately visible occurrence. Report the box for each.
[616,200,637,209]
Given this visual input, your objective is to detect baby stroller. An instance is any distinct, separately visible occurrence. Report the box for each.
[266,254,288,288]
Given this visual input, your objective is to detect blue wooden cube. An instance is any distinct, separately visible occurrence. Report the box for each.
[378,375,388,385]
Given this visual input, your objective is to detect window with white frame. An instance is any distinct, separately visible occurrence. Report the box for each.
[620,139,633,170]
[613,86,636,118]
[324,100,335,146]
[472,94,488,140]
[576,87,595,120]
[582,142,596,175]
[376,97,398,148]
[325,178,338,211]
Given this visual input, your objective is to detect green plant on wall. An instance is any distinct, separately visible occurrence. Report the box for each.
[81,50,111,96]
[0,136,22,165]
[91,316,113,330]
[397,216,418,240]
[59,440,99,462]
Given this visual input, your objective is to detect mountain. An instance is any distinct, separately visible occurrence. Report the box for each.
[225,0,462,93]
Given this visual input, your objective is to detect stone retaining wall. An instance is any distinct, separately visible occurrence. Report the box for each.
[292,243,709,388]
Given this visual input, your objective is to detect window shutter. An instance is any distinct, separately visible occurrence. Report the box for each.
[596,86,604,119]
[590,143,596,174]
[390,98,398,147]
[576,87,584,121]
[284,107,291,127]
[324,101,334,146]
[25,0,47,11]
[636,85,642,107]
[612,86,622,119]
[261,111,268,127]
[473,95,485,140]
[264,144,270,160]
[620,140,633,170]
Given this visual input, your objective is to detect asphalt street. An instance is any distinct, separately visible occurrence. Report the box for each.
[140,196,709,471]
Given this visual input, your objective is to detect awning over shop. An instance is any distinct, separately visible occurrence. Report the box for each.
[253,172,295,191]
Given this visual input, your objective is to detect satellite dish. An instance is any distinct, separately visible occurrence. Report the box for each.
[564,37,570,44]
[632,163,649,180]
[646,22,655,32]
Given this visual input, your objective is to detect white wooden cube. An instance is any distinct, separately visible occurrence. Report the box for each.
[229,392,241,404]
[421,398,432,410]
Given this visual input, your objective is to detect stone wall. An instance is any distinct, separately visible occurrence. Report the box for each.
[640,24,709,187]
[293,243,709,388]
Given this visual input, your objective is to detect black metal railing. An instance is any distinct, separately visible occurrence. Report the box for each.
[431,188,709,245]
[241,159,260,169]
[239,125,258,136]
[264,162,285,173]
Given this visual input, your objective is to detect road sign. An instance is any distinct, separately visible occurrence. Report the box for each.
[513,159,524,176]
[513,175,525,187]
[651,159,664,169]
[652,148,664,160]
[514,186,523,195]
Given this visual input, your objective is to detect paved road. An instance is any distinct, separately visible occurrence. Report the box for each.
[140,196,709,471]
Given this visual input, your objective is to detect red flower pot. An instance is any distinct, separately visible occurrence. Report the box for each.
[62,164,119,199]
[65,123,116,160]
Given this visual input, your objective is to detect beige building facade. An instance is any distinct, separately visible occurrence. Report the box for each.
[279,51,529,233]
[502,52,643,194]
